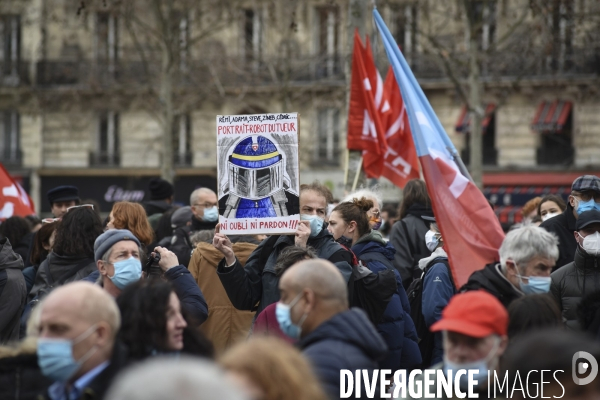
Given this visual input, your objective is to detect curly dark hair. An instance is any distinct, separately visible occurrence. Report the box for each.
[52,207,103,258]
[0,216,30,248]
[117,279,213,360]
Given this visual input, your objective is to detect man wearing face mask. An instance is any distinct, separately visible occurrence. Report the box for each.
[213,182,353,316]
[551,210,600,330]
[36,281,126,400]
[190,188,220,232]
[540,175,600,270]
[461,225,559,309]
[401,291,508,399]
[277,259,387,400]
[417,216,456,367]
[93,229,208,324]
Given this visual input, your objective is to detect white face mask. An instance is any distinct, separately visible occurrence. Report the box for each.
[579,231,600,256]
[541,212,560,222]
[425,230,440,252]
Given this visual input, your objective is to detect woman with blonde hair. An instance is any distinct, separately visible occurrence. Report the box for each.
[220,337,328,400]
[107,201,155,247]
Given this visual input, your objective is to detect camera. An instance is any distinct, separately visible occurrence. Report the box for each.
[145,252,162,279]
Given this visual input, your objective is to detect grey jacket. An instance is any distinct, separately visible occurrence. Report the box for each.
[551,246,600,330]
[0,238,26,344]
[28,252,96,302]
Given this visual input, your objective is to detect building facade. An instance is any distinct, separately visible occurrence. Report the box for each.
[1,0,599,217]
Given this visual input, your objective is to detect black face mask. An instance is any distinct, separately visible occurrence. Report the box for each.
[335,235,353,248]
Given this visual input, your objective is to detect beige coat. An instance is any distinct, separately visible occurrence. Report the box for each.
[188,242,256,354]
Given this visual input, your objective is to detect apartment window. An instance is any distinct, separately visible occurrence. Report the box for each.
[393,4,418,63]
[546,0,574,72]
[173,114,192,166]
[171,11,189,72]
[316,6,339,77]
[468,0,497,51]
[96,12,118,74]
[91,111,120,166]
[457,104,497,166]
[315,108,340,164]
[0,15,20,80]
[243,9,262,68]
[0,110,20,165]
[533,100,574,165]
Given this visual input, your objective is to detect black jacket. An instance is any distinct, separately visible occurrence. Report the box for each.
[28,253,96,302]
[190,216,218,232]
[539,205,577,271]
[12,232,33,268]
[0,351,52,400]
[551,246,600,330]
[460,262,523,309]
[298,308,388,400]
[388,203,433,286]
[217,227,353,315]
[142,200,172,217]
[0,238,26,344]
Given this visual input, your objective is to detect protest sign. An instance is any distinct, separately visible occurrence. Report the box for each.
[216,113,300,235]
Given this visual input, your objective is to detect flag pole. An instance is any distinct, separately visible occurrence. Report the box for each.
[447,147,474,183]
[343,149,350,188]
[351,155,363,192]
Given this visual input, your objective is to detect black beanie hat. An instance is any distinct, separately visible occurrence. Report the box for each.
[148,178,174,200]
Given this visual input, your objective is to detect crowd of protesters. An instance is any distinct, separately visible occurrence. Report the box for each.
[0,175,600,399]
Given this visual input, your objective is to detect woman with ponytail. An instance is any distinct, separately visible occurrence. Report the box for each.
[328,197,422,372]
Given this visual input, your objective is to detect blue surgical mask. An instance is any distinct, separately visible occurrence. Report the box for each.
[202,206,219,222]
[575,198,600,215]
[109,256,142,290]
[37,325,98,382]
[516,273,551,294]
[301,214,324,237]
[275,293,308,339]
[444,338,499,391]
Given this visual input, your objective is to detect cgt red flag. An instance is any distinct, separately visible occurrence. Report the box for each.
[364,68,420,186]
[0,163,35,220]
[347,30,388,156]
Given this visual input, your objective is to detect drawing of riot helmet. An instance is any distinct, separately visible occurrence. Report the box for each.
[220,135,298,219]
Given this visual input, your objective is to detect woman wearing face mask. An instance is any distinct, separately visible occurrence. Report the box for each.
[551,210,600,330]
[328,197,422,371]
[537,194,566,223]
[116,279,213,361]
[417,216,457,367]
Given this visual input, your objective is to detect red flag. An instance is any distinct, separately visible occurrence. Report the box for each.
[347,30,388,156]
[381,69,420,185]
[0,163,35,220]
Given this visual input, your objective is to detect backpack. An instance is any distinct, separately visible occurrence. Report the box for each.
[406,257,454,367]
[166,227,194,268]
[399,220,433,287]
[343,247,398,325]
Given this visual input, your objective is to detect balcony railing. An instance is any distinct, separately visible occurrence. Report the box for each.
[89,151,120,167]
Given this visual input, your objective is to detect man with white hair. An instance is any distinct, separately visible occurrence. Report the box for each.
[37,281,126,400]
[190,188,219,232]
[343,188,383,230]
[461,225,559,308]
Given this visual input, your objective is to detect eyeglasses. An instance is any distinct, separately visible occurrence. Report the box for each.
[42,218,61,224]
[66,204,95,213]
[573,191,600,202]
[193,202,218,209]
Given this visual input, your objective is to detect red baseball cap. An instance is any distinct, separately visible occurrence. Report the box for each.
[430,291,508,337]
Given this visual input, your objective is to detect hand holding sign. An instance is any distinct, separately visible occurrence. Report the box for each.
[213,233,236,266]
[295,221,311,248]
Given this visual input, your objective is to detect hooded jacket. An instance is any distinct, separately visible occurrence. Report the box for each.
[460,263,523,309]
[0,238,26,344]
[388,203,434,286]
[28,252,96,302]
[352,230,421,371]
[188,241,256,353]
[0,338,53,400]
[539,204,577,271]
[551,246,600,330]
[217,226,353,315]
[298,308,388,400]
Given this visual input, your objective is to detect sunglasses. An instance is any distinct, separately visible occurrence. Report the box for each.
[66,204,95,212]
[42,218,60,224]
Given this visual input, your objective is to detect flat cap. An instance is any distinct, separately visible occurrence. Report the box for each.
[47,186,80,205]
[572,175,600,193]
